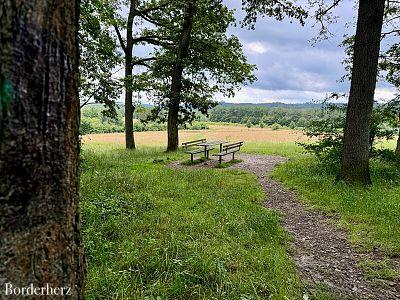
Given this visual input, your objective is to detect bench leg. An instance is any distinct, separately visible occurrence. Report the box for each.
[219,156,222,164]
[191,154,193,163]
[232,152,235,161]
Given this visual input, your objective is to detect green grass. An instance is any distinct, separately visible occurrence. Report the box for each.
[81,144,307,299]
[242,142,302,157]
[214,159,243,169]
[273,157,400,256]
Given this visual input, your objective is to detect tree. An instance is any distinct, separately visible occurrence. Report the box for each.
[166,0,196,151]
[146,0,256,151]
[95,0,170,149]
[381,44,400,157]
[0,0,84,297]
[338,0,386,184]
[80,0,123,119]
[243,0,394,184]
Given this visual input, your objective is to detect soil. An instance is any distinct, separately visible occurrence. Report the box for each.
[169,153,400,300]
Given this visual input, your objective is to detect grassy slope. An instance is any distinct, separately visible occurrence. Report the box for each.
[81,144,305,299]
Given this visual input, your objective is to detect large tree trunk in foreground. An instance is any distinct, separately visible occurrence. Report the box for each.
[124,0,137,149]
[0,0,85,297]
[167,0,196,151]
[338,0,385,185]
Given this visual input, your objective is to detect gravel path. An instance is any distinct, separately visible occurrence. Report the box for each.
[231,154,399,300]
[170,153,400,299]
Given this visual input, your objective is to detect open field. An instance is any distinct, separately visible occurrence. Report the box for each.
[83,124,307,146]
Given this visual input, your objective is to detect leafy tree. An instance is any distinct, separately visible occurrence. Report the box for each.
[145,0,256,151]
[243,0,396,184]
[90,0,170,149]
[80,0,123,119]
[0,0,84,295]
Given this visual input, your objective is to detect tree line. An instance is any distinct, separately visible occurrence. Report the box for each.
[209,105,318,128]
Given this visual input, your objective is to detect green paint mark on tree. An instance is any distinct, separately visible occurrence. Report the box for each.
[0,76,15,112]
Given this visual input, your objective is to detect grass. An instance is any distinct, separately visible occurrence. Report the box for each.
[242,141,302,157]
[81,144,307,299]
[214,159,243,168]
[273,157,400,256]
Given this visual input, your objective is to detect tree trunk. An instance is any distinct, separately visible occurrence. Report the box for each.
[0,0,85,297]
[167,0,196,152]
[396,134,400,157]
[124,51,135,149]
[338,0,385,185]
[124,0,137,149]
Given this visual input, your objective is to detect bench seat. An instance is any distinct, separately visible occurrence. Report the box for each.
[212,141,243,164]
[185,146,214,162]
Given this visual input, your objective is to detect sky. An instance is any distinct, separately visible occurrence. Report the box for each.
[130,0,397,104]
[216,0,397,104]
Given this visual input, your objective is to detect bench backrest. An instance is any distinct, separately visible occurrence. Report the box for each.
[182,139,206,148]
[223,141,243,152]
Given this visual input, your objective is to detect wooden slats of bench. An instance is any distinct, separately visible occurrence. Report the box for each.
[181,139,206,149]
[212,141,243,164]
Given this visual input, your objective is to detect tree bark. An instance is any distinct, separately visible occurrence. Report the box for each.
[338,0,385,185]
[0,0,85,297]
[124,0,137,149]
[167,0,196,152]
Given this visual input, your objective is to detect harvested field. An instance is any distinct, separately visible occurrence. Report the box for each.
[82,124,307,146]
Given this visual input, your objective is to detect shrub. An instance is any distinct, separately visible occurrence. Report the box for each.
[299,103,399,166]
[271,123,281,130]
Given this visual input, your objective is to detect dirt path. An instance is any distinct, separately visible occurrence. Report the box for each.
[170,153,400,299]
[231,154,399,300]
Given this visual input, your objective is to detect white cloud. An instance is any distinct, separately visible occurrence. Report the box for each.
[215,87,329,103]
[244,42,269,54]
[375,87,397,102]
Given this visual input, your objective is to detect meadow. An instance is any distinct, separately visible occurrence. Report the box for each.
[81,125,400,298]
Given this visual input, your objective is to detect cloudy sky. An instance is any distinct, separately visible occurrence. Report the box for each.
[217,0,396,103]
[130,0,396,104]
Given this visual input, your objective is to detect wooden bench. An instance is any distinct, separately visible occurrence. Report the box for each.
[186,146,214,162]
[181,139,206,149]
[212,141,243,164]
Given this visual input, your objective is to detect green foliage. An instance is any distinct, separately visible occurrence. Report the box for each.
[300,103,399,165]
[81,146,305,299]
[271,123,281,130]
[209,104,317,128]
[145,0,256,127]
[79,0,123,118]
[242,0,307,28]
[80,105,210,135]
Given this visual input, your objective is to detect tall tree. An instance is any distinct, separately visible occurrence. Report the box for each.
[338,0,386,184]
[167,0,197,151]
[96,0,169,149]
[146,0,256,151]
[0,0,84,297]
[243,0,397,184]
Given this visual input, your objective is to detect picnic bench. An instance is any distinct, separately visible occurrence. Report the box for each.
[182,139,206,149]
[182,139,214,162]
[213,141,243,164]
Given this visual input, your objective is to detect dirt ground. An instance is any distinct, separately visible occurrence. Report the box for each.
[82,124,308,146]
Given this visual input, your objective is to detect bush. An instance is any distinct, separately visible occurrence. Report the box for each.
[271,123,281,130]
[299,103,399,166]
